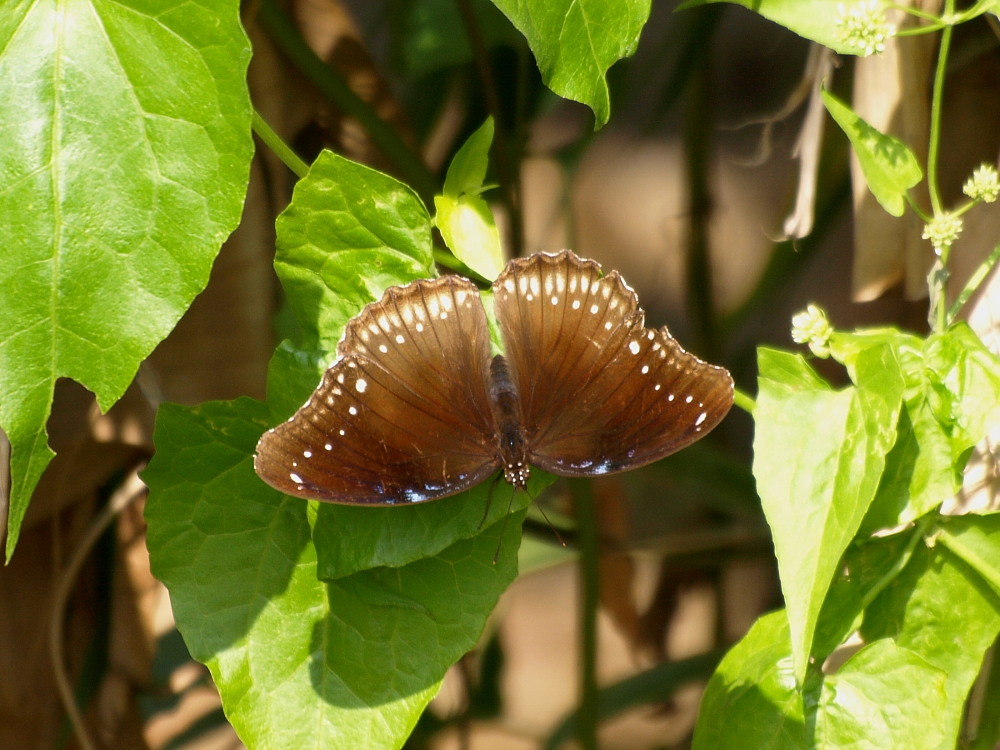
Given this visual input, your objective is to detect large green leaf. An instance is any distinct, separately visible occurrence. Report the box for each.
[695,608,951,749]
[489,0,650,127]
[754,346,903,680]
[863,516,1000,750]
[815,640,947,749]
[0,0,252,558]
[273,151,436,367]
[831,325,1000,533]
[692,611,807,749]
[144,400,524,749]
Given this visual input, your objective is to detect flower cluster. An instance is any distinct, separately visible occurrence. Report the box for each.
[836,1,895,56]
[962,163,1000,203]
[922,213,964,256]
[791,304,834,358]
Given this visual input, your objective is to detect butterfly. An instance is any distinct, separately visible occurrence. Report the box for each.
[254,250,733,504]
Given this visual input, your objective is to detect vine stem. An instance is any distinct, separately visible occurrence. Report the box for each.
[927,0,955,331]
[569,478,600,750]
[48,469,146,750]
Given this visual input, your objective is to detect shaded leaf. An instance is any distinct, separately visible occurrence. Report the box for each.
[145,400,524,749]
[863,519,1000,750]
[693,611,807,749]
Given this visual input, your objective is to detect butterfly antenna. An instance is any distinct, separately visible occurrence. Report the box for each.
[533,498,567,548]
[492,483,520,565]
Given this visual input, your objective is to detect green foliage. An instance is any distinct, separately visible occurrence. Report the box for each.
[754,345,904,680]
[821,90,922,217]
[490,0,651,127]
[0,0,252,559]
[434,118,505,280]
[706,324,1000,746]
[9,0,1000,746]
[144,401,524,749]
[676,0,887,54]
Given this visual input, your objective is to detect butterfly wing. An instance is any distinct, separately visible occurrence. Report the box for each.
[255,275,500,504]
[493,251,733,476]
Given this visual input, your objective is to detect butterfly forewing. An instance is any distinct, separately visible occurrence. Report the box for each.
[493,251,734,477]
[254,276,500,504]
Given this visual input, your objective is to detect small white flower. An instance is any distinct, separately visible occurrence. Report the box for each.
[836,1,895,57]
[963,163,1000,203]
[922,213,963,256]
[791,304,833,357]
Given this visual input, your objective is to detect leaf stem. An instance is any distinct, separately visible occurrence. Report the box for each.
[926,2,953,219]
[935,524,1000,594]
[733,387,755,415]
[252,110,309,179]
[255,0,437,203]
[927,1,956,331]
[949,242,1000,320]
[569,478,600,750]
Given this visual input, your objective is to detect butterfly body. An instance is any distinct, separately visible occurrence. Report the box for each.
[487,354,530,490]
[254,251,734,505]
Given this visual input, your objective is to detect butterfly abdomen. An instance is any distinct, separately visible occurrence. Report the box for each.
[487,354,530,489]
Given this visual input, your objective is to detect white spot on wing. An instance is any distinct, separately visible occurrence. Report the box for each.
[629,341,640,355]
[695,411,707,426]
[356,378,367,393]
[349,406,358,415]
[396,334,405,344]
[290,472,303,484]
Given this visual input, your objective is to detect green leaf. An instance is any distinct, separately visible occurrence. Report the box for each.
[822,89,922,217]
[489,0,651,128]
[693,611,807,749]
[676,0,889,55]
[0,0,252,559]
[265,150,552,576]
[935,513,1000,598]
[434,195,505,281]
[696,608,951,749]
[443,118,495,198]
[273,150,436,362]
[863,521,1000,750]
[313,475,541,579]
[145,400,524,749]
[816,640,948,749]
[839,325,1000,533]
[811,529,917,660]
[435,118,504,280]
[754,346,902,680]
